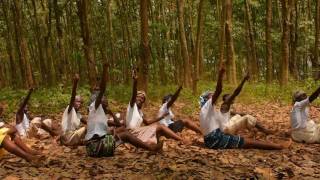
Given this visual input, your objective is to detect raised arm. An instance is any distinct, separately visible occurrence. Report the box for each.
[309,86,320,103]
[16,88,33,124]
[211,68,225,105]
[166,86,183,108]
[225,73,249,104]
[67,74,80,113]
[18,88,33,114]
[130,69,138,107]
[95,64,108,109]
[143,112,169,125]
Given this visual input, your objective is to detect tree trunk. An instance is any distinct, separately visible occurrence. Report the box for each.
[31,0,47,86]
[139,0,151,92]
[192,0,204,94]
[244,0,258,81]
[218,0,225,69]
[315,0,320,79]
[289,0,299,80]
[280,0,290,86]
[77,0,97,89]
[225,0,237,84]
[12,0,34,88]
[266,0,273,83]
[2,0,17,87]
[177,0,192,88]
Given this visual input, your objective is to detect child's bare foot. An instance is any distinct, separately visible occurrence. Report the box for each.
[28,149,42,156]
[29,155,46,167]
[182,139,191,145]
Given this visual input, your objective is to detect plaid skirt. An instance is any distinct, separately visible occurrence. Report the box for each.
[86,135,115,157]
[204,128,244,149]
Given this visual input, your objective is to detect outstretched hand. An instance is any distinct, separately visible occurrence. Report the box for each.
[132,69,138,80]
[244,73,250,81]
[74,74,80,81]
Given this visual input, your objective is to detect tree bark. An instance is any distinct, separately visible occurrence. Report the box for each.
[12,0,34,88]
[177,0,192,87]
[225,0,237,84]
[245,0,258,81]
[266,0,273,83]
[139,0,151,92]
[314,0,320,79]
[77,0,97,89]
[280,0,290,86]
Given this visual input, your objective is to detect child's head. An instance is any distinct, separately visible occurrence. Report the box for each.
[136,91,146,109]
[293,90,307,103]
[101,96,108,109]
[74,95,82,111]
[222,94,233,104]
[199,91,214,107]
[162,94,173,104]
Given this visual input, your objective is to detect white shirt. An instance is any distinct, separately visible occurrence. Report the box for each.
[158,103,174,126]
[16,113,30,137]
[61,106,81,134]
[291,98,310,129]
[200,99,222,135]
[126,103,144,129]
[217,110,231,131]
[85,102,109,140]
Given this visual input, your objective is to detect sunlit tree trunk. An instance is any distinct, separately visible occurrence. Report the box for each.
[225,0,237,84]
[139,0,151,92]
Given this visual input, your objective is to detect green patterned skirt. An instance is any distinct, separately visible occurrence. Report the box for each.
[86,135,115,157]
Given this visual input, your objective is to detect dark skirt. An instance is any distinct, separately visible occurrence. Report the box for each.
[86,134,115,157]
[168,120,185,133]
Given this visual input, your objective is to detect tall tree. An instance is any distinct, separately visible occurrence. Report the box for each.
[12,0,34,88]
[315,0,320,79]
[77,0,97,89]
[192,0,205,94]
[280,0,290,86]
[266,0,273,83]
[139,0,151,92]
[225,0,237,84]
[244,0,258,81]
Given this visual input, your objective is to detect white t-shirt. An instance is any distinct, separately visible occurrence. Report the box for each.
[200,99,222,135]
[85,102,109,140]
[16,113,30,137]
[291,98,310,129]
[158,103,174,126]
[126,103,144,129]
[217,110,231,131]
[61,106,81,134]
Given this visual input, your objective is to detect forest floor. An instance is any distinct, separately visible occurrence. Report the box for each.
[1,101,320,179]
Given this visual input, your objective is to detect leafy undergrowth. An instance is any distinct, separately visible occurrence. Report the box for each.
[1,100,320,179]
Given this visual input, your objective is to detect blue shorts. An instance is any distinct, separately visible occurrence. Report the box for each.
[204,129,244,149]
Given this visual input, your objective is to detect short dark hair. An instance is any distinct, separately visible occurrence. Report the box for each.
[222,94,230,102]
[162,94,173,104]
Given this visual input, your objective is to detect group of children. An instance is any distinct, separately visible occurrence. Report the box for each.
[1,64,320,164]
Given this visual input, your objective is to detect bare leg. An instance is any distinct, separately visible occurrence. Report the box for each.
[181,119,203,135]
[156,124,185,142]
[243,138,291,150]
[40,122,60,137]
[117,131,163,151]
[12,135,41,155]
[1,136,35,162]
[255,122,274,135]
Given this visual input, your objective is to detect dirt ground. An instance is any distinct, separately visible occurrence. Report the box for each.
[1,102,320,179]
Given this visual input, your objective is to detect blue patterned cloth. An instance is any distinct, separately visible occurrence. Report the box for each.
[204,128,244,149]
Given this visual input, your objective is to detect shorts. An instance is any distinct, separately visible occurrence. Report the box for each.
[223,114,257,135]
[168,120,185,133]
[291,120,320,143]
[60,127,86,146]
[204,128,244,149]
